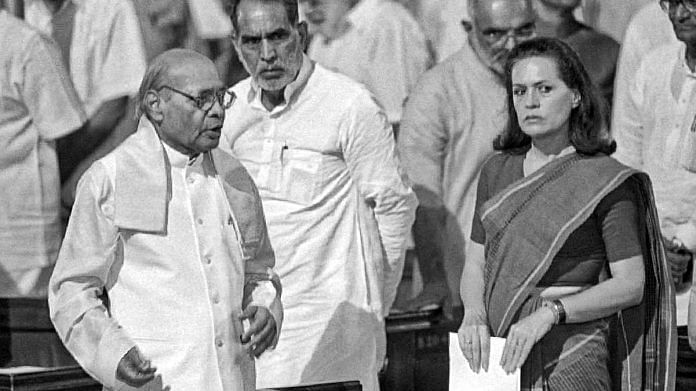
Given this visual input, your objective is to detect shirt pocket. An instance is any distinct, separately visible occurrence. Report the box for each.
[280,148,322,206]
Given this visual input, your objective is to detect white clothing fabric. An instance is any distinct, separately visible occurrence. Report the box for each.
[308,0,430,124]
[397,42,507,307]
[49,119,281,390]
[0,10,85,294]
[24,0,146,117]
[611,2,676,131]
[222,56,417,390]
[613,41,696,326]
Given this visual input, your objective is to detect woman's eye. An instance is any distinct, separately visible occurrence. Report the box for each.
[538,85,552,94]
[512,88,525,96]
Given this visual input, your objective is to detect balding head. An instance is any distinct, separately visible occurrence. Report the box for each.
[467,0,536,76]
[135,49,215,120]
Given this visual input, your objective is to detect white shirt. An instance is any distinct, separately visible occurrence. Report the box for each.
[613,41,696,325]
[0,10,86,276]
[222,57,417,391]
[398,42,507,307]
[50,121,280,390]
[611,2,676,132]
[24,0,146,117]
[308,0,431,124]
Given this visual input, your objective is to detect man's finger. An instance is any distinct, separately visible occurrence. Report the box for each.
[471,330,481,373]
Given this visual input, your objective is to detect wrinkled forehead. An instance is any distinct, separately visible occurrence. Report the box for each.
[169,60,224,92]
[473,0,534,31]
[236,0,295,36]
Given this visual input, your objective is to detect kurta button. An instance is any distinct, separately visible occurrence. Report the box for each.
[187,177,194,184]
[206,257,212,265]
[213,294,220,304]
[197,218,203,225]
[216,339,223,347]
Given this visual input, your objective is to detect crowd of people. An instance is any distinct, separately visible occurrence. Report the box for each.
[1,0,695,390]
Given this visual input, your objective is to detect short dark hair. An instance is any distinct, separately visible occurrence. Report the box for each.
[493,37,615,155]
[226,0,299,33]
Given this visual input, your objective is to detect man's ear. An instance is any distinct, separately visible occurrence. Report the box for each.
[571,91,581,108]
[145,90,164,123]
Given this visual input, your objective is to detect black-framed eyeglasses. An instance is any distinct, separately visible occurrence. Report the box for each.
[159,85,236,112]
[660,0,696,14]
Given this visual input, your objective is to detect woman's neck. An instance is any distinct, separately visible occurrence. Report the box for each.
[530,128,571,156]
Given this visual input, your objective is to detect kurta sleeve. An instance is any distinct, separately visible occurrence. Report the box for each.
[341,90,418,315]
[364,15,430,125]
[48,163,135,390]
[243,182,283,347]
[612,52,648,170]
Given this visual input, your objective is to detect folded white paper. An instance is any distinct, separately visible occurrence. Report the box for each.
[449,332,520,391]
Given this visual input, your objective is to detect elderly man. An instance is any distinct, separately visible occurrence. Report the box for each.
[397,0,535,312]
[301,0,431,127]
[0,6,86,297]
[612,1,696,388]
[223,0,417,389]
[49,49,282,391]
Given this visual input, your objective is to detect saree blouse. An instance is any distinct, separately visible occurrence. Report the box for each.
[471,152,643,286]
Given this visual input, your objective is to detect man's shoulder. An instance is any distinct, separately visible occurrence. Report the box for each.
[309,63,376,102]
[0,12,44,55]
[642,42,682,69]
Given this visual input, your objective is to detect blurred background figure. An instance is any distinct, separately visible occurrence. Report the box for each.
[533,0,618,107]
[23,0,147,210]
[301,0,431,130]
[613,0,696,388]
[0,3,86,298]
[398,0,536,314]
[612,2,676,130]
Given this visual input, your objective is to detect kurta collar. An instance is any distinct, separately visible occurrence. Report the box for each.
[247,54,315,113]
[523,144,576,177]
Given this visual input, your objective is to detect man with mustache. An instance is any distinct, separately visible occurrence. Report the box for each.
[49,49,282,391]
[612,1,696,388]
[397,0,536,313]
[222,0,417,389]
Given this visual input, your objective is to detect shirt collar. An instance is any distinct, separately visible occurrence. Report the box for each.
[247,54,315,112]
[161,141,193,169]
[25,0,85,11]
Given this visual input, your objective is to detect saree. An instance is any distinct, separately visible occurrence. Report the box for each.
[481,153,676,390]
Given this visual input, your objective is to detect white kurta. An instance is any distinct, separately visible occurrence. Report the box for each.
[222,58,417,390]
[49,120,280,390]
[307,0,431,124]
[613,42,696,326]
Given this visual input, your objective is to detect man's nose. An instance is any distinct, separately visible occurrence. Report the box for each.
[207,97,225,119]
[260,39,276,61]
[504,34,518,51]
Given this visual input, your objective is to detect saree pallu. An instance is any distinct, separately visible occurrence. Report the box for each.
[481,153,677,390]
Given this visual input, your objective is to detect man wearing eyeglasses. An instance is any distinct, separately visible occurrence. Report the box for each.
[613,0,696,388]
[397,0,536,314]
[48,48,283,391]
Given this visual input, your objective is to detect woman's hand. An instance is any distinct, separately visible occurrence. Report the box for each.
[500,306,555,374]
[458,311,490,373]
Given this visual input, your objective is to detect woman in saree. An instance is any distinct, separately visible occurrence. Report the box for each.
[457,37,676,390]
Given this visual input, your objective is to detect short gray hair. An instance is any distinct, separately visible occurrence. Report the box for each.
[227,0,299,34]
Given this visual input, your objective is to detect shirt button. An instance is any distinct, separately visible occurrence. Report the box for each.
[188,176,195,184]
[197,218,203,225]
[216,339,224,347]
[206,257,212,265]
[213,294,220,304]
